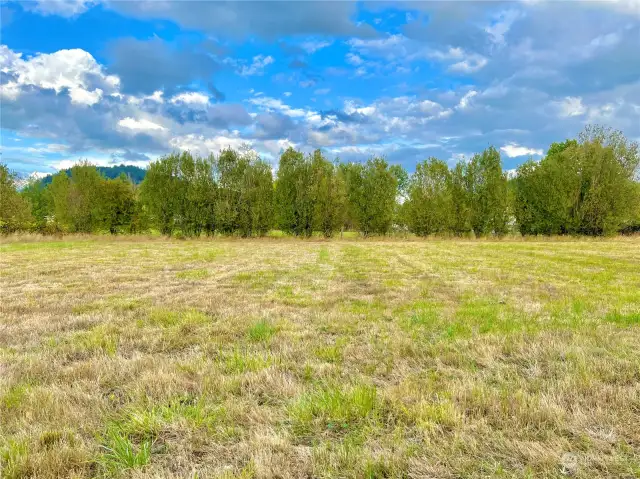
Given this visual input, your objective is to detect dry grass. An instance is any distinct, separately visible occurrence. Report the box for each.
[1,237,639,478]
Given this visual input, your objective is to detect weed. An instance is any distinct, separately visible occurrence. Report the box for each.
[247,319,277,342]
[96,427,152,475]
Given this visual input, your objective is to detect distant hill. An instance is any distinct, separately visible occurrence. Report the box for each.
[38,164,147,186]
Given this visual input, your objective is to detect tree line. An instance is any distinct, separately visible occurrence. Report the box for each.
[2,125,639,237]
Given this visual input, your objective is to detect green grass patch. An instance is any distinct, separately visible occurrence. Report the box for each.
[96,426,152,475]
[221,348,276,374]
[144,308,211,328]
[605,310,640,326]
[233,270,278,289]
[247,319,277,342]
[318,247,330,263]
[1,384,31,411]
[176,268,209,280]
[289,384,380,438]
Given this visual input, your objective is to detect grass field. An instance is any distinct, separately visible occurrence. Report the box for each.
[1,237,639,478]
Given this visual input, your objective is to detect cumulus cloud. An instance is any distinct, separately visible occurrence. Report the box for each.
[170,92,210,106]
[4,0,640,174]
[0,46,118,105]
[118,117,167,133]
[169,133,249,157]
[500,144,543,158]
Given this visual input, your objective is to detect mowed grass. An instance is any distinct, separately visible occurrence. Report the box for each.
[1,237,639,478]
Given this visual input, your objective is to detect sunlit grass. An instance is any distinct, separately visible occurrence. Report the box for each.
[1,236,639,477]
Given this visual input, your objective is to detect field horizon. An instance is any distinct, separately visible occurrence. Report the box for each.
[1,237,639,478]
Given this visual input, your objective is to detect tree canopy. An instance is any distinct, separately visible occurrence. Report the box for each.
[3,125,639,237]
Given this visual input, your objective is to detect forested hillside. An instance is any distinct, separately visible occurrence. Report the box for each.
[37,164,146,187]
[2,125,639,237]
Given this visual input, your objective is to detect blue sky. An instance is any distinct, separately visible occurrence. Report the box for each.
[1,0,639,177]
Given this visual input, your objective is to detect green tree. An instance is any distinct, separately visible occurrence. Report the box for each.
[101,174,136,234]
[450,162,472,235]
[237,153,274,237]
[310,150,346,237]
[406,158,453,236]
[514,127,640,236]
[339,162,364,232]
[21,178,51,231]
[67,162,107,232]
[47,170,72,230]
[178,152,216,236]
[570,141,637,235]
[139,154,183,235]
[215,148,247,235]
[579,125,639,179]
[345,158,397,236]
[513,154,577,235]
[466,147,509,236]
[0,164,33,233]
[274,147,315,236]
[274,147,302,234]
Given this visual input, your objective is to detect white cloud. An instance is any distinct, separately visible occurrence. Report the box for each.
[457,90,478,110]
[170,91,210,106]
[169,133,249,156]
[301,40,332,54]
[348,36,488,73]
[69,87,103,106]
[239,55,274,76]
[0,46,119,105]
[118,117,167,132]
[48,155,149,171]
[249,96,310,118]
[430,47,488,73]
[555,96,586,117]
[29,171,50,180]
[0,81,22,100]
[505,168,518,179]
[500,144,543,157]
[314,88,330,95]
[260,139,298,158]
[343,100,376,117]
[449,55,488,73]
[347,35,406,61]
[29,0,95,17]
[52,156,111,170]
[27,143,69,154]
[147,90,164,103]
[346,53,364,66]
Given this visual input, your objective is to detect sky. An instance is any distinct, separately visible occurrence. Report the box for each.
[1,0,639,177]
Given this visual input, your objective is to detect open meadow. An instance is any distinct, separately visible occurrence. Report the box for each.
[1,237,639,478]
